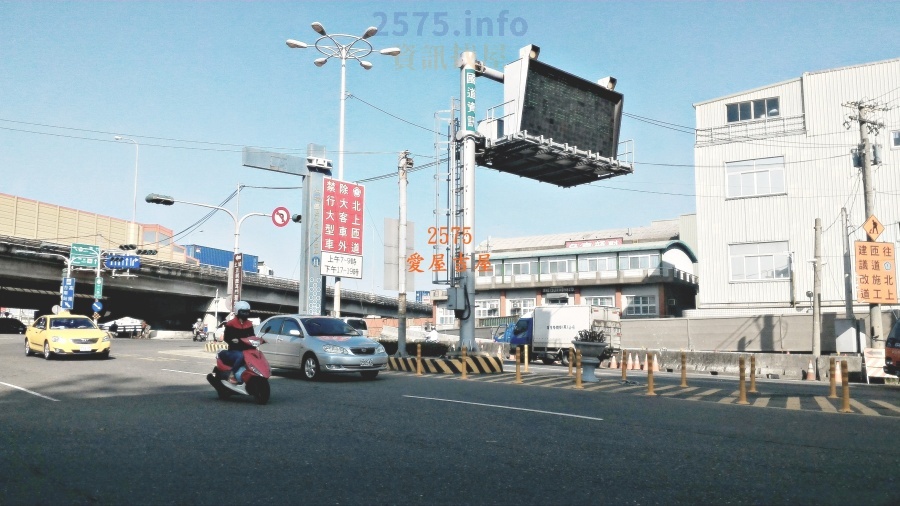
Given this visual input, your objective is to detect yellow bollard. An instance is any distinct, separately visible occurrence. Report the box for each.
[828,357,838,399]
[646,353,656,396]
[567,348,574,377]
[839,360,852,413]
[737,356,749,405]
[680,351,688,388]
[575,350,583,389]
[514,347,522,384]
[417,343,423,376]
[621,349,628,381]
[461,346,468,380]
[524,345,529,373]
[749,354,758,394]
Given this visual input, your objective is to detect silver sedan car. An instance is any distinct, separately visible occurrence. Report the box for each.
[257,315,388,380]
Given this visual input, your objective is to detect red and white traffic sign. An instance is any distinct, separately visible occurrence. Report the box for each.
[272,206,290,228]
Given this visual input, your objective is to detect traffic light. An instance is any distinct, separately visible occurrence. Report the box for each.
[135,249,157,256]
[119,244,137,250]
[145,193,175,205]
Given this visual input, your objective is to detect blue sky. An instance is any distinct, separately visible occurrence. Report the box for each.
[1,1,898,294]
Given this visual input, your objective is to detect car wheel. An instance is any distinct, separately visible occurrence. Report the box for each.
[302,354,320,381]
[541,357,556,365]
[360,370,379,380]
[43,341,53,360]
[99,350,111,360]
[24,338,32,357]
[560,351,570,367]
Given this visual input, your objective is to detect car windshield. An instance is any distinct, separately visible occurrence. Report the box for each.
[300,317,360,337]
[49,317,96,330]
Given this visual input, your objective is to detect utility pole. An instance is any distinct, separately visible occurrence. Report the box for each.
[844,100,890,348]
[396,151,412,357]
[812,218,822,358]
[841,208,853,319]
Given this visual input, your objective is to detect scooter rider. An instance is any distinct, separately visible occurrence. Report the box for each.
[192,318,202,340]
[222,301,255,384]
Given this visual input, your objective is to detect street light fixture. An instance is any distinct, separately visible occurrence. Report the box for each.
[114,136,141,245]
[286,21,400,316]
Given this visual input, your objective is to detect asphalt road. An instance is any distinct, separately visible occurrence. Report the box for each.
[2,335,899,505]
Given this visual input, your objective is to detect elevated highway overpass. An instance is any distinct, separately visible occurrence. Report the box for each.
[0,235,431,329]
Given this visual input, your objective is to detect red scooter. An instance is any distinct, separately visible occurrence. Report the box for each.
[206,335,271,405]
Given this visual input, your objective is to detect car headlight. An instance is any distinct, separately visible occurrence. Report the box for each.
[322,344,350,354]
[51,336,63,342]
[375,344,385,354]
[102,335,110,342]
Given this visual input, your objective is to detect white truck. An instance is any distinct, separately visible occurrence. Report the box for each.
[508,305,621,365]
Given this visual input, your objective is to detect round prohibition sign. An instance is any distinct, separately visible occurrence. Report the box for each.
[272,206,290,228]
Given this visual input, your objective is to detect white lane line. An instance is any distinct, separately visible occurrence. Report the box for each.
[161,369,208,376]
[0,381,59,402]
[403,395,603,421]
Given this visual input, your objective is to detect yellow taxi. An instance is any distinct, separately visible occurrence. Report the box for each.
[24,311,111,360]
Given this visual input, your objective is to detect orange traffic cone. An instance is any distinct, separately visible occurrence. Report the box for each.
[626,353,634,370]
[632,353,640,370]
[806,359,816,380]
[833,359,842,384]
[609,354,618,369]
[653,354,661,372]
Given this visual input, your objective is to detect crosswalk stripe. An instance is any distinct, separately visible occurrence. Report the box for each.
[662,386,698,396]
[814,396,837,413]
[718,397,735,404]
[526,377,568,386]
[849,399,880,416]
[786,397,801,410]
[653,385,678,392]
[540,379,576,388]
[480,375,512,383]
[753,397,769,407]
[687,389,721,401]
[871,400,900,413]
[607,385,645,393]
[585,383,614,391]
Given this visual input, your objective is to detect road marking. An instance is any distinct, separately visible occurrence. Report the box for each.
[871,400,900,414]
[849,399,880,416]
[814,396,837,413]
[525,377,567,386]
[0,381,59,402]
[161,369,208,376]
[753,397,770,408]
[718,397,735,404]
[536,378,575,388]
[687,389,721,401]
[663,387,699,396]
[403,395,603,421]
[653,385,679,392]
[786,397,801,410]
[607,385,645,393]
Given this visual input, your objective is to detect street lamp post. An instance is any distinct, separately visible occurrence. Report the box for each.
[146,193,267,309]
[114,136,140,245]
[286,22,400,316]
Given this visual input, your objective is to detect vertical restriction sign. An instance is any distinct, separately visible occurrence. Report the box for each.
[321,178,364,279]
[231,253,244,309]
[855,241,898,304]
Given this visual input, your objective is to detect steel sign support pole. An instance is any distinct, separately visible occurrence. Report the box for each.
[457,51,478,352]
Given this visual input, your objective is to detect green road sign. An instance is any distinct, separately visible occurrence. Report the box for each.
[93,276,103,299]
[71,243,100,268]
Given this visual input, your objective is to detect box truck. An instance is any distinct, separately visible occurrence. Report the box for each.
[508,305,621,365]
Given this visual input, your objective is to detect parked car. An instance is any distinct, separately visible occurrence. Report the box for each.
[0,318,27,334]
[257,315,387,380]
[25,311,111,360]
[884,320,900,376]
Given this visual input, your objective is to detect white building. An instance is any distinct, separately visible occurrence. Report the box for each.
[692,58,900,317]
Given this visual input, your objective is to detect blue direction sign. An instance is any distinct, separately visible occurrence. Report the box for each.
[92,301,103,312]
[61,277,76,310]
[104,255,141,270]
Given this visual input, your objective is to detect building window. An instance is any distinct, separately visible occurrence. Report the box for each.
[892,130,900,149]
[541,258,575,274]
[477,262,499,277]
[578,256,616,272]
[726,97,780,123]
[618,253,660,270]
[625,295,657,316]
[475,299,500,318]
[509,261,535,275]
[436,306,455,326]
[726,156,785,198]
[507,298,535,317]
[729,241,790,281]
[584,296,615,307]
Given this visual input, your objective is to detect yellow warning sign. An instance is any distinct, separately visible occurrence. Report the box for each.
[863,215,884,241]
[855,241,898,304]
